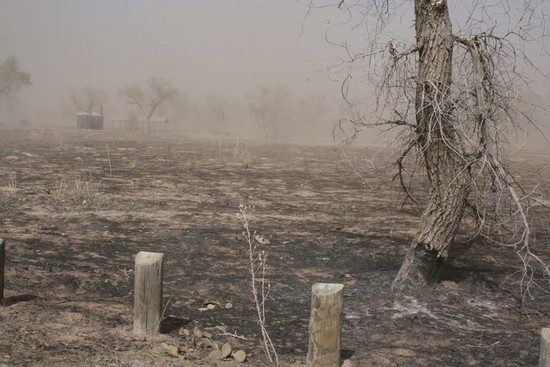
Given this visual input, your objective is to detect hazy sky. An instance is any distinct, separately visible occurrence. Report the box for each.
[1,0,549,141]
[0,0,337,120]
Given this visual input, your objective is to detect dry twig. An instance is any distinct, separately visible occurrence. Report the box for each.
[239,204,279,365]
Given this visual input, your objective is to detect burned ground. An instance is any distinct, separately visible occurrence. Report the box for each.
[0,129,549,366]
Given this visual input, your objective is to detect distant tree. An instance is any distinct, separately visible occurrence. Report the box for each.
[166,93,188,130]
[69,86,108,114]
[119,77,178,133]
[125,110,139,131]
[0,56,31,110]
[205,93,229,136]
[248,84,291,139]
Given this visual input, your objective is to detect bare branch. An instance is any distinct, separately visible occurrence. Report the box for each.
[304,0,550,295]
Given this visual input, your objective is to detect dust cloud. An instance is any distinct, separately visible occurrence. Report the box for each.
[0,1,344,140]
[0,1,548,149]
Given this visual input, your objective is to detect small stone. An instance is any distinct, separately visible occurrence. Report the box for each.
[203,331,212,339]
[201,338,212,348]
[221,342,232,358]
[206,350,222,361]
[254,234,270,244]
[225,303,233,309]
[233,350,246,362]
[161,343,179,358]
[193,326,203,338]
[215,325,228,333]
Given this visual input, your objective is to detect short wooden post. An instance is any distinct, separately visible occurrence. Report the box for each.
[133,251,164,335]
[307,283,344,367]
[0,239,4,302]
[540,328,550,366]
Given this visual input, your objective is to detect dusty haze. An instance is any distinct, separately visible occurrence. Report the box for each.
[0,1,342,138]
[0,1,549,148]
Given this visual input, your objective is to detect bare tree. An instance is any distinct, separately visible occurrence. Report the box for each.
[205,93,229,136]
[119,77,178,133]
[248,84,291,139]
[166,93,187,130]
[69,86,108,114]
[302,1,549,292]
[0,56,31,110]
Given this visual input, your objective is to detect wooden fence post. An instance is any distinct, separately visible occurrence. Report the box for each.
[133,251,164,335]
[0,239,4,302]
[307,283,344,367]
[540,328,550,367]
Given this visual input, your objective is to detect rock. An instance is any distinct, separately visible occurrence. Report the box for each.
[160,342,179,358]
[221,342,232,358]
[201,338,212,348]
[342,359,353,367]
[4,156,18,161]
[254,234,270,244]
[206,350,221,361]
[233,349,247,362]
[193,326,203,338]
[215,325,228,333]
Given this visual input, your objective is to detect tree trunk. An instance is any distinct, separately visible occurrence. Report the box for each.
[392,0,471,292]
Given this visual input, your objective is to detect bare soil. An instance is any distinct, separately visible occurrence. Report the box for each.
[0,129,549,366]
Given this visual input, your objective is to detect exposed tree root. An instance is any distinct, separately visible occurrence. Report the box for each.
[392,244,444,293]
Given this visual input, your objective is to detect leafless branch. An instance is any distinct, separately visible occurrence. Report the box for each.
[239,205,279,365]
[303,0,550,298]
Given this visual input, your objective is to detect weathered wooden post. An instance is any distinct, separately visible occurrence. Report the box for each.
[540,328,550,367]
[133,251,164,335]
[0,239,4,302]
[307,283,344,367]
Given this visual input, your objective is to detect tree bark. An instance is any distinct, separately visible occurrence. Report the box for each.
[393,0,471,291]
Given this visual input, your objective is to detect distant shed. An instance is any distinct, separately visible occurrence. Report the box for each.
[91,112,104,130]
[77,112,103,130]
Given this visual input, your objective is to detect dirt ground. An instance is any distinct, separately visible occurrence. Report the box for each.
[0,129,549,367]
